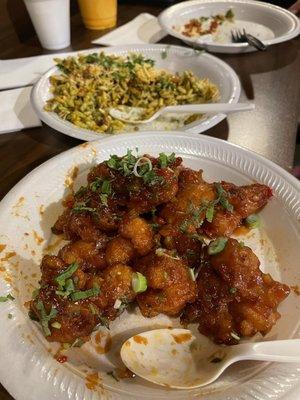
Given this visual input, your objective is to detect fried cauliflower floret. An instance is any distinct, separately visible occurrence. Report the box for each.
[89,263,136,320]
[203,182,272,238]
[31,257,101,343]
[136,251,197,317]
[52,209,107,241]
[31,258,137,343]
[181,239,290,345]
[87,156,182,214]
[105,237,135,266]
[40,255,66,285]
[222,182,273,218]
[158,169,213,256]
[119,215,154,256]
[160,169,215,224]
[202,210,241,238]
[58,240,107,271]
[128,167,180,213]
[31,286,99,344]
[181,265,235,344]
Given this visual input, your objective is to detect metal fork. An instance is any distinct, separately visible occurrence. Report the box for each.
[231,28,267,51]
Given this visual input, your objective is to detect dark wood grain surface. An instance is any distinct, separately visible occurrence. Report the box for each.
[0,1,299,399]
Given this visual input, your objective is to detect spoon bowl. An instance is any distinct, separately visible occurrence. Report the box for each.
[120,328,300,389]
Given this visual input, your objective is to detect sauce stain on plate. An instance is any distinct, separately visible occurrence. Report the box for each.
[133,335,148,345]
[32,231,44,245]
[85,372,102,390]
[171,332,192,344]
[64,166,79,191]
[92,330,112,354]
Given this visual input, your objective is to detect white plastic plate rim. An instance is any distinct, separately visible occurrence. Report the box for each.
[0,131,299,400]
[158,0,300,53]
[31,44,240,141]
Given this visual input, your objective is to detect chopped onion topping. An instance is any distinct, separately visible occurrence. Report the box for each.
[133,157,152,178]
[114,299,122,309]
[155,248,180,260]
[132,272,147,293]
[230,332,240,341]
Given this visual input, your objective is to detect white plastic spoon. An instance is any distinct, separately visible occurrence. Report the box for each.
[109,103,254,124]
[120,328,300,389]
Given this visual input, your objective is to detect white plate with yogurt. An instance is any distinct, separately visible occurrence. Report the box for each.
[159,0,300,53]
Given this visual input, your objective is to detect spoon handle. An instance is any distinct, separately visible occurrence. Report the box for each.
[161,103,254,115]
[232,339,300,363]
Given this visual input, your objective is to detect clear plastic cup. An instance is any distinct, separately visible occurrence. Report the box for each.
[23,0,70,50]
[77,0,117,30]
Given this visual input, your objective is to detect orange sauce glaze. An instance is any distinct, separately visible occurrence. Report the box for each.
[233,225,251,236]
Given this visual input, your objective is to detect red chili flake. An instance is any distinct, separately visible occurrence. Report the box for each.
[56,354,68,363]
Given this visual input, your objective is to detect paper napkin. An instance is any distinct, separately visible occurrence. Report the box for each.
[0,87,41,134]
[92,13,166,46]
[0,48,96,91]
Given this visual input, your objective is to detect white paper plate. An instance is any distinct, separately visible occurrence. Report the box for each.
[31,44,240,141]
[159,0,300,53]
[0,132,300,400]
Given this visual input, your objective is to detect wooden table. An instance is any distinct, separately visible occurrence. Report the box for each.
[0,1,299,399]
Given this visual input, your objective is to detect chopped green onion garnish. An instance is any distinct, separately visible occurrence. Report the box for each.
[55,278,75,298]
[72,338,85,347]
[70,287,100,301]
[205,203,215,223]
[35,300,57,336]
[72,205,96,213]
[132,272,147,293]
[99,316,110,329]
[8,313,13,319]
[158,152,175,168]
[245,214,261,229]
[0,293,15,302]
[101,179,111,194]
[189,268,196,281]
[229,287,237,294]
[90,177,102,192]
[28,310,39,321]
[55,262,79,287]
[208,238,228,255]
[100,193,109,207]
[51,321,61,329]
[32,288,40,299]
[89,303,99,315]
[215,183,233,212]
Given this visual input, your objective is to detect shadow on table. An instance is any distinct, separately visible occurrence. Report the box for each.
[6,0,36,43]
[204,119,229,141]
